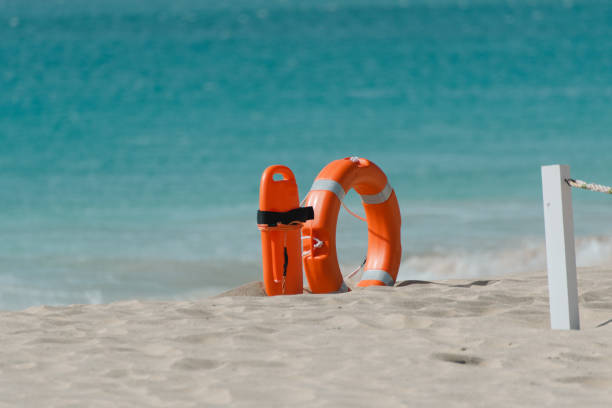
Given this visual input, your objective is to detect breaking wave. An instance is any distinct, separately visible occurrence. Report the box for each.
[395,236,612,281]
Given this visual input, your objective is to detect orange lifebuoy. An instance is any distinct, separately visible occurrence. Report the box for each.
[302,157,402,293]
[257,165,314,296]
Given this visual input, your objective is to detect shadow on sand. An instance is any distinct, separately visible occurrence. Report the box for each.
[396,279,497,288]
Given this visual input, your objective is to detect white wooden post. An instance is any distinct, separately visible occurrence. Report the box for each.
[541,165,580,330]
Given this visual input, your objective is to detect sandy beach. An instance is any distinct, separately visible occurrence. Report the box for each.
[1,268,611,407]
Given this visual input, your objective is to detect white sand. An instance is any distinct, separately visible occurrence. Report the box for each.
[1,268,612,407]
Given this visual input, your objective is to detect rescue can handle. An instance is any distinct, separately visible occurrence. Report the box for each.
[261,165,296,184]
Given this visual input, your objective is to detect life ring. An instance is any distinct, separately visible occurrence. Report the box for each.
[301,157,402,293]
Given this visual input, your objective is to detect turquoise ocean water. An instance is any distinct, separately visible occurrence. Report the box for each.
[1,0,611,309]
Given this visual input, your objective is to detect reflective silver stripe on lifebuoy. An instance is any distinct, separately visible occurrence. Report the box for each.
[360,269,395,286]
[333,281,349,293]
[309,179,346,201]
[360,183,393,205]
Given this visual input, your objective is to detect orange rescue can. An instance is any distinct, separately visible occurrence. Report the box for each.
[257,165,313,296]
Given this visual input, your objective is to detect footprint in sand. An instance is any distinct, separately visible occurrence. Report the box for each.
[432,352,483,366]
[172,357,224,371]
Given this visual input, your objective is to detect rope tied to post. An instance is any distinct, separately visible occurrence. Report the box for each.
[565,178,612,194]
